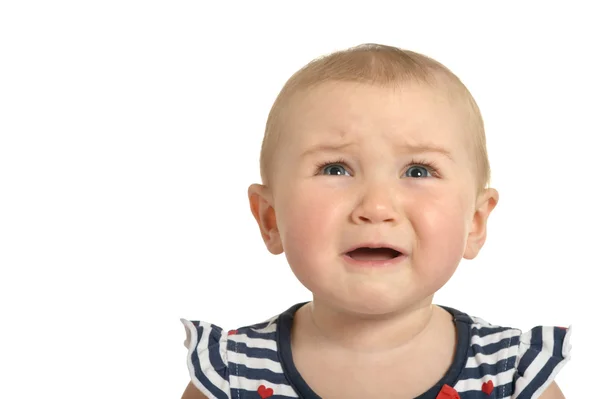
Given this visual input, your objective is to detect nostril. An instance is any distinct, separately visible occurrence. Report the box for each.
[357,215,396,224]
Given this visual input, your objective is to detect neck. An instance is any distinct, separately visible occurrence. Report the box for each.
[300,296,437,354]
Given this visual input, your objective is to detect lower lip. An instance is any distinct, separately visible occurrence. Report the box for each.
[342,253,407,268]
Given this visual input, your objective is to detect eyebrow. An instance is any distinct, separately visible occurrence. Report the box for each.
[301,142,356,158]
[301,141,455,161]
[397,143,455,161]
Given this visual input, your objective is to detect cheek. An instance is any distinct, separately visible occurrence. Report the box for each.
[417,196,469,238]
[409,192,471,280]
[275,185,347,291]
[276,185,343,262]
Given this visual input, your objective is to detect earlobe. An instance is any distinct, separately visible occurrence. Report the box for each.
[463,188,499,260]
[248,183,283,254]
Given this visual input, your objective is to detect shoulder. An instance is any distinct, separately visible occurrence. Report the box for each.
[180,318,231,398]
[181,381,210,399]
[179,309,290,399]
[513,325,572,398]
[537,381,566,399]
[444,306,572,399]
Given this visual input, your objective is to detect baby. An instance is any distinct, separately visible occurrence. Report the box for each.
[180,44,571,399]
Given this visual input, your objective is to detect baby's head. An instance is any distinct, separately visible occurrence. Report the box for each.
[249,44,499,314]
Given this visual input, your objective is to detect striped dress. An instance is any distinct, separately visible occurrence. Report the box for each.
[181,302,571,399]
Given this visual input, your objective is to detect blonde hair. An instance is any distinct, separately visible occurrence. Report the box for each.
[259,43,491,194]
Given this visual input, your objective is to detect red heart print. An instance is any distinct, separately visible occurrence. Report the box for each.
[227,329,237,336]
[482,380,494,395]
[258,385,274,398]
[436,384,460,399]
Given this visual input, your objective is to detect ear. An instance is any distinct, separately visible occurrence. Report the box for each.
[463,188,499,260]
[248,183,283,255]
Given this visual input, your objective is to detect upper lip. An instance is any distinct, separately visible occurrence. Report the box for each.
[344,243,407,255]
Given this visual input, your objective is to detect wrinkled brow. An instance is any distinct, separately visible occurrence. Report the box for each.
[301,141,454,162]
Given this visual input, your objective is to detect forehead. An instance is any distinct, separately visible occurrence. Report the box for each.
[281,80,472,156]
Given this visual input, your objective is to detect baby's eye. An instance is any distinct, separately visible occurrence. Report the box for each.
[404,165,432,178]
[321,164,350,176]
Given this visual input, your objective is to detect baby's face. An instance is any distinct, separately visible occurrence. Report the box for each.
[260,81,495,314]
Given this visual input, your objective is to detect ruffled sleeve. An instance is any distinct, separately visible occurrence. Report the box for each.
[512,325,572,399]
[181,318,231,399]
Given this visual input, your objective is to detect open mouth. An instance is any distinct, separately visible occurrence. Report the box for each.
[345,247,402,261]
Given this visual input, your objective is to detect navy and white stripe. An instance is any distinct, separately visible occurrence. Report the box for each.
[181,319,231,399]
[229,318,298,398]
[181,304,571,399]
[452,315,571,399]
[513,325,572,398]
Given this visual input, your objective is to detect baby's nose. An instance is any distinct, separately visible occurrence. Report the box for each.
[350,186,400,224]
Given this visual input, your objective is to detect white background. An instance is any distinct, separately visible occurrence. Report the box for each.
[1,2,597,398]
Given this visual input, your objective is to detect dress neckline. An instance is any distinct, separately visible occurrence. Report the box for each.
[276,301,472,399]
